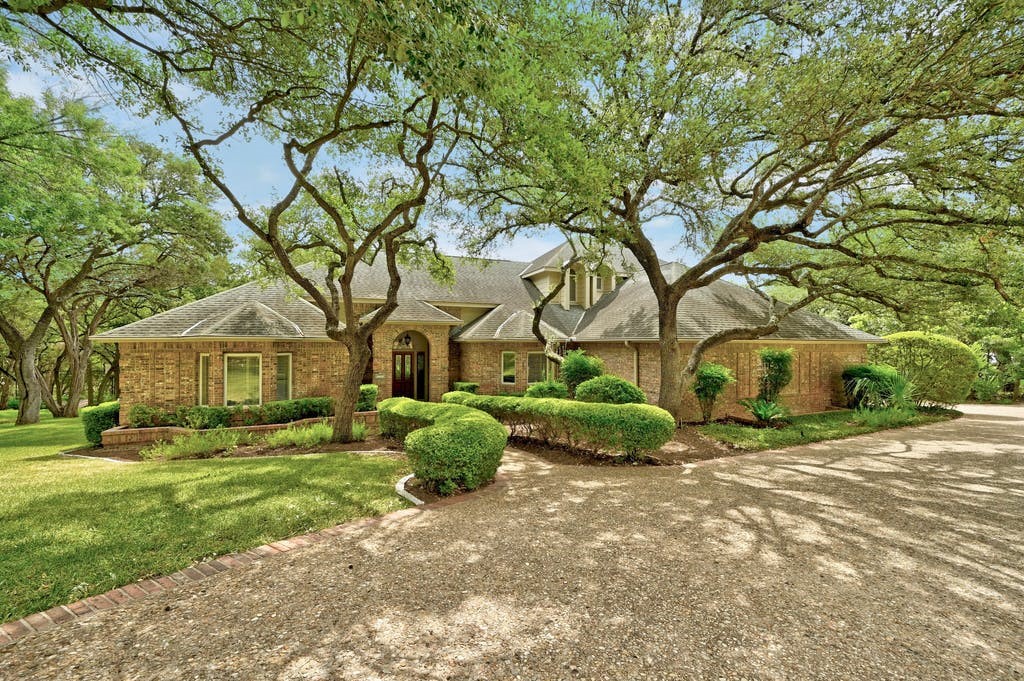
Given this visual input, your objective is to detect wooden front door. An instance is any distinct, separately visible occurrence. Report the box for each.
[392,351,415,398]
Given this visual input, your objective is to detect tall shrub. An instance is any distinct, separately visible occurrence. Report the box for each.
[691,362,735,423]
[561,349,604,397]
[756,348,794,403]
[575,375,646,404]
[869,332,978,406]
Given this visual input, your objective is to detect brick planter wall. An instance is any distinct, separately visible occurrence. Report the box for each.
[101,411,380,448]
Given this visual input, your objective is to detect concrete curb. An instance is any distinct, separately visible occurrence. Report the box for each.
[396,474,425,506]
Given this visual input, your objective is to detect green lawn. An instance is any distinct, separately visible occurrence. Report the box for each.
[698,408,958,451]
[0,410,409,622]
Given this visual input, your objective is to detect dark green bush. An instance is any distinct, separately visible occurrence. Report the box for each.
[442,391,675,460]
[756,348,794,403]
[560,349,605,397]
[524,380,569,399]
[842,364,900,408]
[575,375,646,404]
[81,401,120,446]
[452,381,480,394]
[128,396,334,429]
[128,404,164,428]
[869,331,978,406]
[356,384,379,411]
[379,397,506,495]
[691,362,735,423]
[6,397,18,410]
[173,405,233,430]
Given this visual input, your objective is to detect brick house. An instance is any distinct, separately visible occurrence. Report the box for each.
[94,242,881,422]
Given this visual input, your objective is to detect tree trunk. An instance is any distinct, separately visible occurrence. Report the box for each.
[15,348,44,425]
[58,341,92,417]
[655,297,684,422]
[332,341,373,443]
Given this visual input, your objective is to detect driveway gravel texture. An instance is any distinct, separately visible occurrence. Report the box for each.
[2,404,1022,680]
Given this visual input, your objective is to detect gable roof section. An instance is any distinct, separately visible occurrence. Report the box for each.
[361,299,461,325]
[572,271,881,343]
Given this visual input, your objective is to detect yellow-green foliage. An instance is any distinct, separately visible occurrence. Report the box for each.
[870,331,978,406]
[442,391,675,460]
[379,397,506,495]
[141,429,250,460]
[264,421,367,448]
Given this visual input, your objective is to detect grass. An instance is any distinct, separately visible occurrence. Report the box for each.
[0,409,409,622]
[698,407,958,451]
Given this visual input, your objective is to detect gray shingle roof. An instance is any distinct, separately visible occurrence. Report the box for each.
[94,246,881,344]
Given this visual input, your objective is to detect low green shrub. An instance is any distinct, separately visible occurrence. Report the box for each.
[141,429,250,460]
[379,397,506,495]
[442,391,675,460]
[575,375,646,404]
[738,398,788,426]
[842,364,899,407]
[6,397,18,410]
[265,422,332,448]
[870,332,978,406]
[851,406,919,429]
[561,349,605,397]
[452,381,480,394]
[524,380,569,399]
[972,366,1006,402]
[127,396,334,429]
[81,401,120,446]
[356,384,379,411]
[756,348,794,403]
[691,362,735,423]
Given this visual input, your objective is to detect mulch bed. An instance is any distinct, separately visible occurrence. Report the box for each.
[401,477,447,504]
[65,434,404,463]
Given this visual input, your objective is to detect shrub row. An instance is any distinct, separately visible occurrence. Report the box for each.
[81,401,120,446]
[452,381,480,394]
[441,391,675,460]
[524,380,569,399]
[379,397,506,495]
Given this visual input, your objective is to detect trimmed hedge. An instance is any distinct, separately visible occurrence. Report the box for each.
[356,384,379,412]
[442,391,675,460]
[452,381,480,394]
[524,380,569,399]
[379,397,506,495]
[575,375,646,404]
[81,401,120,446]
[561,349,605,397]
[870,332,978,406]
[127,396,334,429]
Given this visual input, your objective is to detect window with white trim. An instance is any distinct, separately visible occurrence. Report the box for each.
[527,352,548,383]
[276,353,292,401]
[197,354,209,406]
[568,271,578,303]
[224,354,262,406]
[501,351,517,384]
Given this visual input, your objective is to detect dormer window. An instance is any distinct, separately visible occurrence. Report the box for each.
[569,271,578,304]
[594,276,603,292]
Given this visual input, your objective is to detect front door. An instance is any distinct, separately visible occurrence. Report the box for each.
[392,351,414,398]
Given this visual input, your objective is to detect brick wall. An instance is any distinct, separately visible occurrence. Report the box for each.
[581,340,867,420]
[458,341,549,394]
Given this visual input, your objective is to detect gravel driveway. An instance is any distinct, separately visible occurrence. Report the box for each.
[3,404,1023,680]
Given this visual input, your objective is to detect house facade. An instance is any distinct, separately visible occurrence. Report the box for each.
[94,243,881,422]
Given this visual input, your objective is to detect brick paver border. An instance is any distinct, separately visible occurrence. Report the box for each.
[0,472,507,648]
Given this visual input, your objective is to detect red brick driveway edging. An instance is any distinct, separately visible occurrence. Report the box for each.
[0,472,507,648]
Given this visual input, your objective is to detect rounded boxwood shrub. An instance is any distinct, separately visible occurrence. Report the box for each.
[691,362,735,423]
[869,332,978,406]
[81,401,120,446]
[560,349,604,397]
[442,391,674,460]
[575,375,646,404]
[524,380,569,399]
[379,397,506,495]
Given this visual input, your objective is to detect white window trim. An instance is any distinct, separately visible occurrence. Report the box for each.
[224,353,263,407]
[197,353,210,406]
[594,275,603,292]
[501,351,517,385]
[568,271,578,304]
[276,352,293,401]
[526,351,548,384]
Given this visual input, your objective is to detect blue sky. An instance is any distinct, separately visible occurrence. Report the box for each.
[4,62,693,265]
